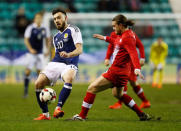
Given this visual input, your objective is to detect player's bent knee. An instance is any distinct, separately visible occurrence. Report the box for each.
[64,76,74,83]
[87,85,97,93]
[35,80,44,89]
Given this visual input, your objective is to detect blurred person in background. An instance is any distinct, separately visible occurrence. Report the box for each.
[15,7,30,37]
[105,31,151,109]
[150,37,168,88]
[23,12,51,98]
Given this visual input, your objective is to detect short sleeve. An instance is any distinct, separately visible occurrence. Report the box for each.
[71,27,83,45]
[24,25,32,38]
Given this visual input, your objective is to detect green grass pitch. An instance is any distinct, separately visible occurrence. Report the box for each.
[0,83,181,131]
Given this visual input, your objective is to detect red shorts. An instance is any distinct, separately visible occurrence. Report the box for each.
[102,67,130,88]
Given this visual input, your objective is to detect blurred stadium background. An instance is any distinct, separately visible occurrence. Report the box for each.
[0,0,181,84]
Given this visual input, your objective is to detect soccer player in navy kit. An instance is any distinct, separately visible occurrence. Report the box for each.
[34,8,83,120]
[24,12,51,98]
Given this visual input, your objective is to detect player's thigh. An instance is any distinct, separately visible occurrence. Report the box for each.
[36,54,44,71]
[88,75,113,94]
[26,53,36,70]
[62,69,76,83]
[62,65,77,83]
[35,73,50,89]
[42,62,66,86]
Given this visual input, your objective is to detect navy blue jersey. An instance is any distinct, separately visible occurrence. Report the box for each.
[24,23,50,54]
[52,24,83,67]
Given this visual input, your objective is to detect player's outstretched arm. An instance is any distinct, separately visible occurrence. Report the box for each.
[93,34,115,44]
[93,34,105,40]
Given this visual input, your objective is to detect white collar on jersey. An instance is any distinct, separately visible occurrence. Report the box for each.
[58,24,70,34]
[32,23,43,28]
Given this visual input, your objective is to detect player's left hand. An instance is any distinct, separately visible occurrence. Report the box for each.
[59,51,70,58]
[140,58,145,67]
[134,69,144,80]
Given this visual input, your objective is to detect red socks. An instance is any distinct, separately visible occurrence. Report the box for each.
[133,85,148,102]
[116,85,128,105]
[79,92,96,119]
[121,94,143,116]
[79,88,144,119]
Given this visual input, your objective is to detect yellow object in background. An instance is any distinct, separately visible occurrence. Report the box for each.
[150,37,168,88]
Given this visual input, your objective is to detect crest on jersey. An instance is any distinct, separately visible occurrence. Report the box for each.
[64,33,68,39]
[42,29,45,35]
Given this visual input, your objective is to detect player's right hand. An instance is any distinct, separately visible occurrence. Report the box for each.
[30,48,37,54]
[93,34,105,40]
[59,51,69,58]
[134,69,144,80]
[104,59,110,66]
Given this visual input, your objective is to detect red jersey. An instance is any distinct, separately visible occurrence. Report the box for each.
[105,31,145,60]
[102,30,141,87]
[105,30,141,74]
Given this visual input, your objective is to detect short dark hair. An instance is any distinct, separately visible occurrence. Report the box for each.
[52,8,67,16]
[112,14,134,28]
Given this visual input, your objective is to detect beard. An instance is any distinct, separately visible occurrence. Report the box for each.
[57,21,65,32]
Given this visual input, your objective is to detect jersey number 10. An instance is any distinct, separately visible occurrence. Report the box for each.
[57,41,64,49]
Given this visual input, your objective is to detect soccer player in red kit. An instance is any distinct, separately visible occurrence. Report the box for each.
[69,14,152,121]
[106,31,151,109]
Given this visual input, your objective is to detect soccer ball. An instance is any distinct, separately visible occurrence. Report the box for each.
[39,88,56,104]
